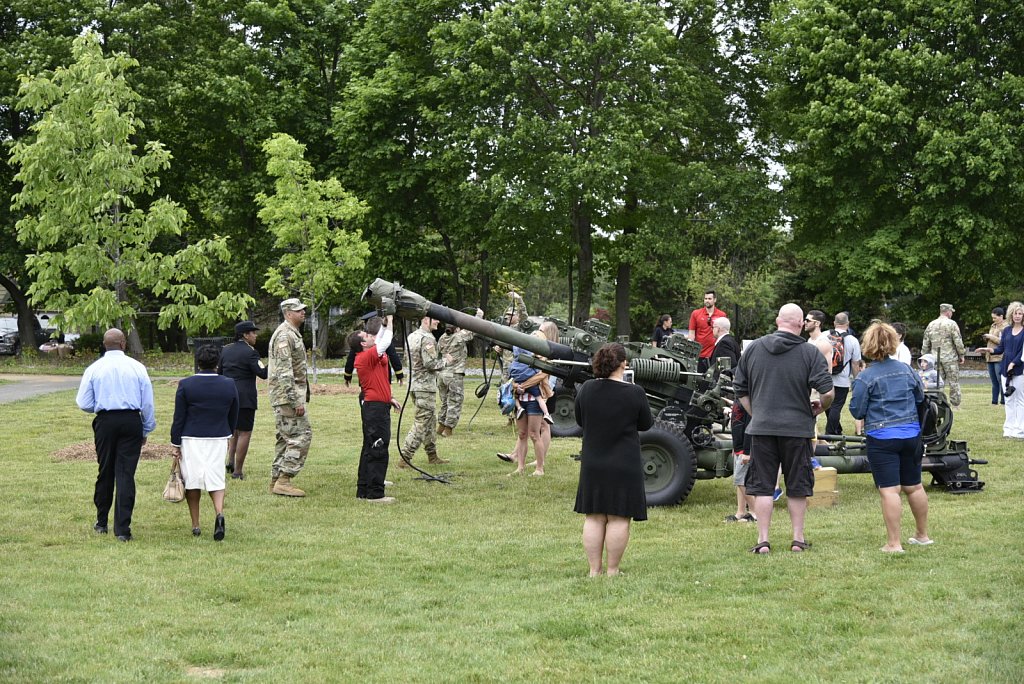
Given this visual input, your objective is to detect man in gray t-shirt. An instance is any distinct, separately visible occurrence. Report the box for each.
[824,312,862,436]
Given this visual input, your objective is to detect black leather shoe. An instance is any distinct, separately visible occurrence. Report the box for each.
[225,462,234,473]
[213,514,225,541]
[192,527,201,537]
[116,533,132,542]
[93,522,108,534]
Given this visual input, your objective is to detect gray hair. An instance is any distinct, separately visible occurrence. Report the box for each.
[712,317,731,333]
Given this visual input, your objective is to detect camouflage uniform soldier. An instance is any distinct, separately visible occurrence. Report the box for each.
[921,303,966,407]
[437,308,484,437]
[400,317,452,466]
[268,298,312,495]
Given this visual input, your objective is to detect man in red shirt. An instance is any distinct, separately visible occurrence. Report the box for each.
[688,290,727,373]
[348,314,402,503]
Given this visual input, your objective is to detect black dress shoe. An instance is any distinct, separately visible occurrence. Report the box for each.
[213,514,225,541]
[93,523,108,534]
[192,527,201,537]
[116,533,132,542]
[225,462,234,473]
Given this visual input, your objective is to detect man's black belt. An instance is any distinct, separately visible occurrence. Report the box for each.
[97,409,141,414]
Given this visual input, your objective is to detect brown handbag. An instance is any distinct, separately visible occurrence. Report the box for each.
[162,459,185,503]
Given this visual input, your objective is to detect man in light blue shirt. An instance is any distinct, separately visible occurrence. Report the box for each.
[76,329,156,542]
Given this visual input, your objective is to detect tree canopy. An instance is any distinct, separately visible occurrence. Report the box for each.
[2,0,1021,349]
[10,33,253,352]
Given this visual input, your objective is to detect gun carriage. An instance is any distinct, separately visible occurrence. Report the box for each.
[364,279,985,506]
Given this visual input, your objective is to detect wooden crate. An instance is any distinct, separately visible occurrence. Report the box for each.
[809,466,838,508]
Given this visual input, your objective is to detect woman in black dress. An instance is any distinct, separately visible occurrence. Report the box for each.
[573,343,654,576]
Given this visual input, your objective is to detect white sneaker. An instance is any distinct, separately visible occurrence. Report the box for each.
[366,496,396,504]
[383,480,394,487]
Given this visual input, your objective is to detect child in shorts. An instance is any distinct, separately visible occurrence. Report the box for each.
[725,402,756,522]
[509,346,554,424]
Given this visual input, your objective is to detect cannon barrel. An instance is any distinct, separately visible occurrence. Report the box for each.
[363,278,577,362]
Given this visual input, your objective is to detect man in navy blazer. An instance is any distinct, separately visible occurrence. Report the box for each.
[218,321,268,479]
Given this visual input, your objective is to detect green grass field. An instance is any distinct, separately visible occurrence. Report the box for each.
[1,378,1021,682]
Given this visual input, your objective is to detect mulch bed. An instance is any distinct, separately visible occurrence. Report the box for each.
[53,441,176,462]
[310,383,360,396]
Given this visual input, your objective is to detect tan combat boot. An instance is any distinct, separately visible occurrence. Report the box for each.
[273,474,306,497]
[269,475,279,493]
[442,426,454,437]
[436,423,445,435]
[427,450,449,465]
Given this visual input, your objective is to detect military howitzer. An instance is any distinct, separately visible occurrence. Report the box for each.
[363,279,985,505]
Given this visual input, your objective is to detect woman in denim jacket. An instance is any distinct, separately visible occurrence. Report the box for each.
[849,322,933,553]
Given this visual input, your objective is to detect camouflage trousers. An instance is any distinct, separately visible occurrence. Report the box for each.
[401,391,438,459]
[437,371,466,429]
[272,406,312,478]
[937,360,962,407]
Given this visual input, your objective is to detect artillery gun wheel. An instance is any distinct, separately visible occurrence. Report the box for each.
[547,386,583,438]
[641,419,697,506]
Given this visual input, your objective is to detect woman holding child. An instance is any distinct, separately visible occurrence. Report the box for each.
[848,322,931,553]
[986,301,1024,439]
[508,322,559,476]
[573,342,653,576]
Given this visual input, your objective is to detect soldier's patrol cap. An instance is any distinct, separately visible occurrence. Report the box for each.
[235,320,259,335]
[280,298,308,312]
[939,303,955,313]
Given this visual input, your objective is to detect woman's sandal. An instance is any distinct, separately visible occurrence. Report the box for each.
[791,540,811,552]
[749,541,771,554]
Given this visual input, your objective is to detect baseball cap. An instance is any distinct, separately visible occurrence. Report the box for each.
[280,298,307,312]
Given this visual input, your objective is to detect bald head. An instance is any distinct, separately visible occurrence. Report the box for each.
[102,328,126,351]
[777,304,804,334]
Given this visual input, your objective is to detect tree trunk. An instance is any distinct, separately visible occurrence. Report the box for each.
[571,201,593,325]
[478,250,490,315]
[0,273,38,357]
[615,191,639,339]
[567,253,574,322]
[126,324,144,357]
[439,229,463,308]
[615,261,631,339]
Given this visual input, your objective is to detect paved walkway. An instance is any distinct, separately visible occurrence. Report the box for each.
[0,374,81,404]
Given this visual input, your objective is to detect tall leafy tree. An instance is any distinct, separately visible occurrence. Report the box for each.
[0,0,86,350]
[767,0,1024,324]
[11,33,253,353]
[437,0,782,329]
[333,0,497,312]
[257,133,369,378]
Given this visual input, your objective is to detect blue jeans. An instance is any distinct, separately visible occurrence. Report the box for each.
[988,362,1005,404]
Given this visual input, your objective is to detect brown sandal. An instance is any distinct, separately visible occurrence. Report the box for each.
[791,540,811,552]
